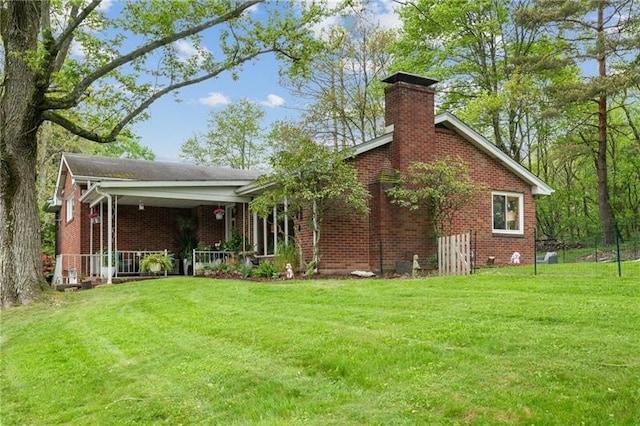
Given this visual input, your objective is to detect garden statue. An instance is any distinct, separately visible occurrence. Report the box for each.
[412,254,421,278]
[285,263,294,279]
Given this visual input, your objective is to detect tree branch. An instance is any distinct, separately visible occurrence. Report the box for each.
[42,0,262,110]
[109,47,276,139]
[42,47,276,143]
[41,110,116,143]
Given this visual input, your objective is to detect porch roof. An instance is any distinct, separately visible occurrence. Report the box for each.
[53,153,263,210]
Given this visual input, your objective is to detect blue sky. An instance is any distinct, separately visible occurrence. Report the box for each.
[122,1,401,162]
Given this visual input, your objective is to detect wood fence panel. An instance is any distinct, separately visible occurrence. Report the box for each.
[438,232,471,276]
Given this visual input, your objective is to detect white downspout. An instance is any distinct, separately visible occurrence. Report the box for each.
[95,187,113,284]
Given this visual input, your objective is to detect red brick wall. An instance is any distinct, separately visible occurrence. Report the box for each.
[195,205,226,247]
[306,79,538,274]
[59,171,82,257]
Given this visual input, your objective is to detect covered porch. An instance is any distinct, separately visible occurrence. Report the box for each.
[53,179,294,285]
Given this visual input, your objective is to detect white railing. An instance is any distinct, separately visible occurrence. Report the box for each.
[192,250,232,275]
[53,250,171,284]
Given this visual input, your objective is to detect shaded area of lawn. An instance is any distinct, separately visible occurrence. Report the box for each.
[2,272,639,424]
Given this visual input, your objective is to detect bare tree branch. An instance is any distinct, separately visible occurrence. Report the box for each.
[42,0,262,111]
[42,47,277,143]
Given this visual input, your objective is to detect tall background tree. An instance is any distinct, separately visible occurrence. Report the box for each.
[393,0,558,163]
[518,0,640,244]
[0,0,339,307]
[282,9,395,149]
[180,98,268,169]
[393,0,640,246]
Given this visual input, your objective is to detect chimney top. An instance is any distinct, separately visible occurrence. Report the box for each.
[382,72,438,88]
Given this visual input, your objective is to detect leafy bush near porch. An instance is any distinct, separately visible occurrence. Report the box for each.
[2,271,639,424]
[254,260,278,278]
[273,242,299,272]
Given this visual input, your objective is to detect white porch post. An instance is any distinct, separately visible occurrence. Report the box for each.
[272,206,278,255]
[284,198,289,246]
[95,188,113,284]
[253,211,259,253]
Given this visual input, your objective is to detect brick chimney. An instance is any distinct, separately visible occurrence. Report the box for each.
[382,72,438,171]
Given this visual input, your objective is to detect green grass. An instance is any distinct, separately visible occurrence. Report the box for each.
[2,272,639,425]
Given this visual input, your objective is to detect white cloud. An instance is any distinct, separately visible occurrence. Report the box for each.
[198,92,231,106]
[174,40,210,64]
[260,94,285,108]
[310,0,402,39]
[370,0,402,30]
[97,0,114,12]
[175,40,199,57]
[70,40,85,59]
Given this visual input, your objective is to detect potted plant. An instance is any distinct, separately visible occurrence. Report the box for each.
[140,253,173,274]
[177,217,197,275]
[214,207,225,220]
[88,210,100,224]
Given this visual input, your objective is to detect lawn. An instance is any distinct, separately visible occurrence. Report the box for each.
[2,270,639,425]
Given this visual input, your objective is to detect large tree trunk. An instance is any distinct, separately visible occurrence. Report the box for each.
[1,2,46,307]
[595,1,615,246]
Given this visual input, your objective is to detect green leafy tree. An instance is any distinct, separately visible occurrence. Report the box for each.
[250,137,369,274]
[0,0,340,307]
[518,0,640,244]
[180,98,267,169]
[393,0,560,163]
[282,9,394,149]
[386,157,485,237]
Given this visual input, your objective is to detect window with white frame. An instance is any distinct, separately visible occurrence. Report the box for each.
[65,195,74,222]
[492,192,523,234]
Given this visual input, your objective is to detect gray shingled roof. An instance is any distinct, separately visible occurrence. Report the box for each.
[64,153,263,182]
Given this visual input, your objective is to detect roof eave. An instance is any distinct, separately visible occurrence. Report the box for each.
[435,112,554,196]
[351,128,394,157]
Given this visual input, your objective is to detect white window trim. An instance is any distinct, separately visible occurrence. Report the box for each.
[65,195,74,223]
[492,191,524,235]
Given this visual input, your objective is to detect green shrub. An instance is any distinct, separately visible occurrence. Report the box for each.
[255,260,277,279]
[235,263,254,278]
[273,242,298,272]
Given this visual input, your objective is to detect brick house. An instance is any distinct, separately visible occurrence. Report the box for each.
[49,72,552,281]
[305,72,553,273]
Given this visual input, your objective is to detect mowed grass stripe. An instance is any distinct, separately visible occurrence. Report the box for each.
[2,273,639,424]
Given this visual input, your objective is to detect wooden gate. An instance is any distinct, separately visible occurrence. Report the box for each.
[438,232,472,276]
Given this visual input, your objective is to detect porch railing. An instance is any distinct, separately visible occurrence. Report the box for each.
[53,250,172,285]
[192,250,232,275]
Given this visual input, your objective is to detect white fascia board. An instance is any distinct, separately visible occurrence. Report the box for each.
[81,182,251,204]
[236,181,276,196]
[351,128,394,157]
[98,180,256,188]
[73,175,130,183]
[107,187,251,203]
[51,155,71,205]
[436,113,554,196]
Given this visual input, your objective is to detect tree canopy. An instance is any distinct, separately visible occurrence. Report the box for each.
[180,98,268,169]
[0,0,342,306]
[250,137,369,274]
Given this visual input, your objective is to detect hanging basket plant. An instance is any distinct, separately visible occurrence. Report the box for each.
[88,210,100,223]
[214,207,225,220]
